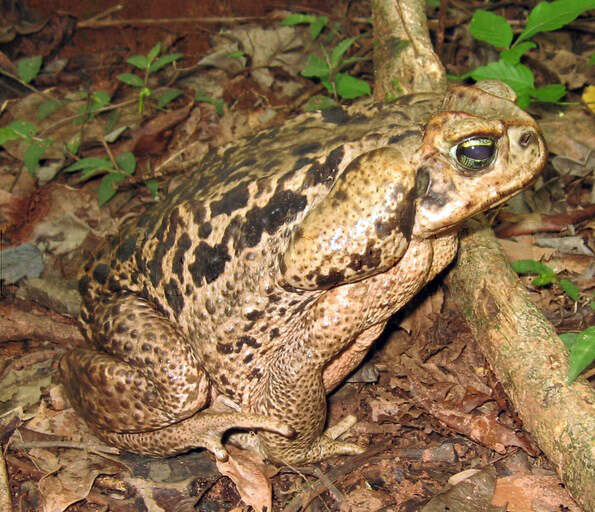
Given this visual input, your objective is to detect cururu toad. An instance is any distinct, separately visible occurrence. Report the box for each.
[60,81,547,465]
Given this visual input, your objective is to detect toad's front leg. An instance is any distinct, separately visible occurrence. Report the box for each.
[249,284,377,465]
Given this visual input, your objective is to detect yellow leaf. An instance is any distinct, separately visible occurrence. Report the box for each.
[582,85,595,112]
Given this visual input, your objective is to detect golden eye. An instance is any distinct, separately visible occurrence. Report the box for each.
[454,137,496,171]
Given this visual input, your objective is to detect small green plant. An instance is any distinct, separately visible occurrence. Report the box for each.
[0,120,52,175]
[75,90,112,124]
[465,0,595,107]
[64,151,137,205]
[512,259,579,300]
[559,327,595,384]
[281,13,329,40]
[17,55,43,84]
[196,91,225,117]
[281,14,371,107]
[0,43,184,203]
[117,42,183,114]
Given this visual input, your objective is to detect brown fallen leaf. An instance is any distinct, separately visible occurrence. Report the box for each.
[496,206,595,237]
[411,382,538,456]
[492,474,582,511]
[37,449,121,512]
[216,446,275,512]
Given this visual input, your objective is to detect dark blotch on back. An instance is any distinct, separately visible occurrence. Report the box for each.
[210,182,249,217]
[193,204,206,225]
[235,335,260,352]
[263,159,283,173]
[164,278,184,316]
[216,342,234,354]
[388,129,419,146]
[246,310,264,321]
[93,263,110,285]
[293,157,316,171]
[79,275,91,296]
[189,241,231,286]
[198,222,212,239]
[116,235,137,262]
[237,190,307,250]
[292,142,322,157]
[173,233,192,283]
[322,106,350,125]
[304,146,344,188]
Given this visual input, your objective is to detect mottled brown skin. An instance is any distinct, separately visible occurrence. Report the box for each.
[60,81,547,465]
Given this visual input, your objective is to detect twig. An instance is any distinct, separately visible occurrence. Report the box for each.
[82,4,123,24]
[0,449,12,512]
[77,16,268,29]
[9,440,121,455]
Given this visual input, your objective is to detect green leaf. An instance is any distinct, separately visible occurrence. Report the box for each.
[559,332,577,349]
[24,139,52,174]
[117,73,144,87]
[469,11,513,49]
[303,94,339,112]
[149,53,183,73]
[64,157,112,173]
[157,88,182,108]
[104,109,120,136]
[127,55,149,70]
[196,92,225,116]
[17,56,43,84]
[145,179,160,199]
[227,50,245,59]
[470,60,534,100]
[0,120,37,145]
[301,54,329,78]
[516,90,531,109]
[566,326,595,383]
[9,119,37,139]
[501,42,537,64]
[532,274,557,286]
[517,0,595,45]
[116,151,136,174]
[530,83,566,102]
[0,126,18,145]
[280,13,317,26]
[331,37,357,69]
[559,279,579,301]
[66,134,81,155]
[37,99,65,120]
[309,16,328,39]
[511,259,553,276]
[92,90,111,108]
[321,77,333,94]
[147,42,162,62]
[335,73,371,99]
[590,53,595,66]
[98,172,127,205]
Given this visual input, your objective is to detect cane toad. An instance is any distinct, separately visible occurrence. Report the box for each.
[60,81,547,465]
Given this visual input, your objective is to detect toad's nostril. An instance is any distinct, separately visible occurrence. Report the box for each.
[519,131,536,147]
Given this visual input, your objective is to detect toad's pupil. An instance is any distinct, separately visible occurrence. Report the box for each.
[456,138,495,169]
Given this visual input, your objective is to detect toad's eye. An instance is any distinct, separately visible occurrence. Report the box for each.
[453,137,496,171]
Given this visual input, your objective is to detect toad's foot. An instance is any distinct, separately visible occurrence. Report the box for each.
[291,415,365,465]
[230,414,364,465]
[97,411,294,460]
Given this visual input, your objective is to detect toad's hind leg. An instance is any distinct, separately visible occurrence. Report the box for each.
[60,294,292,458]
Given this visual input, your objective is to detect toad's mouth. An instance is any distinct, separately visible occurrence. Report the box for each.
[412,171,542,238]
